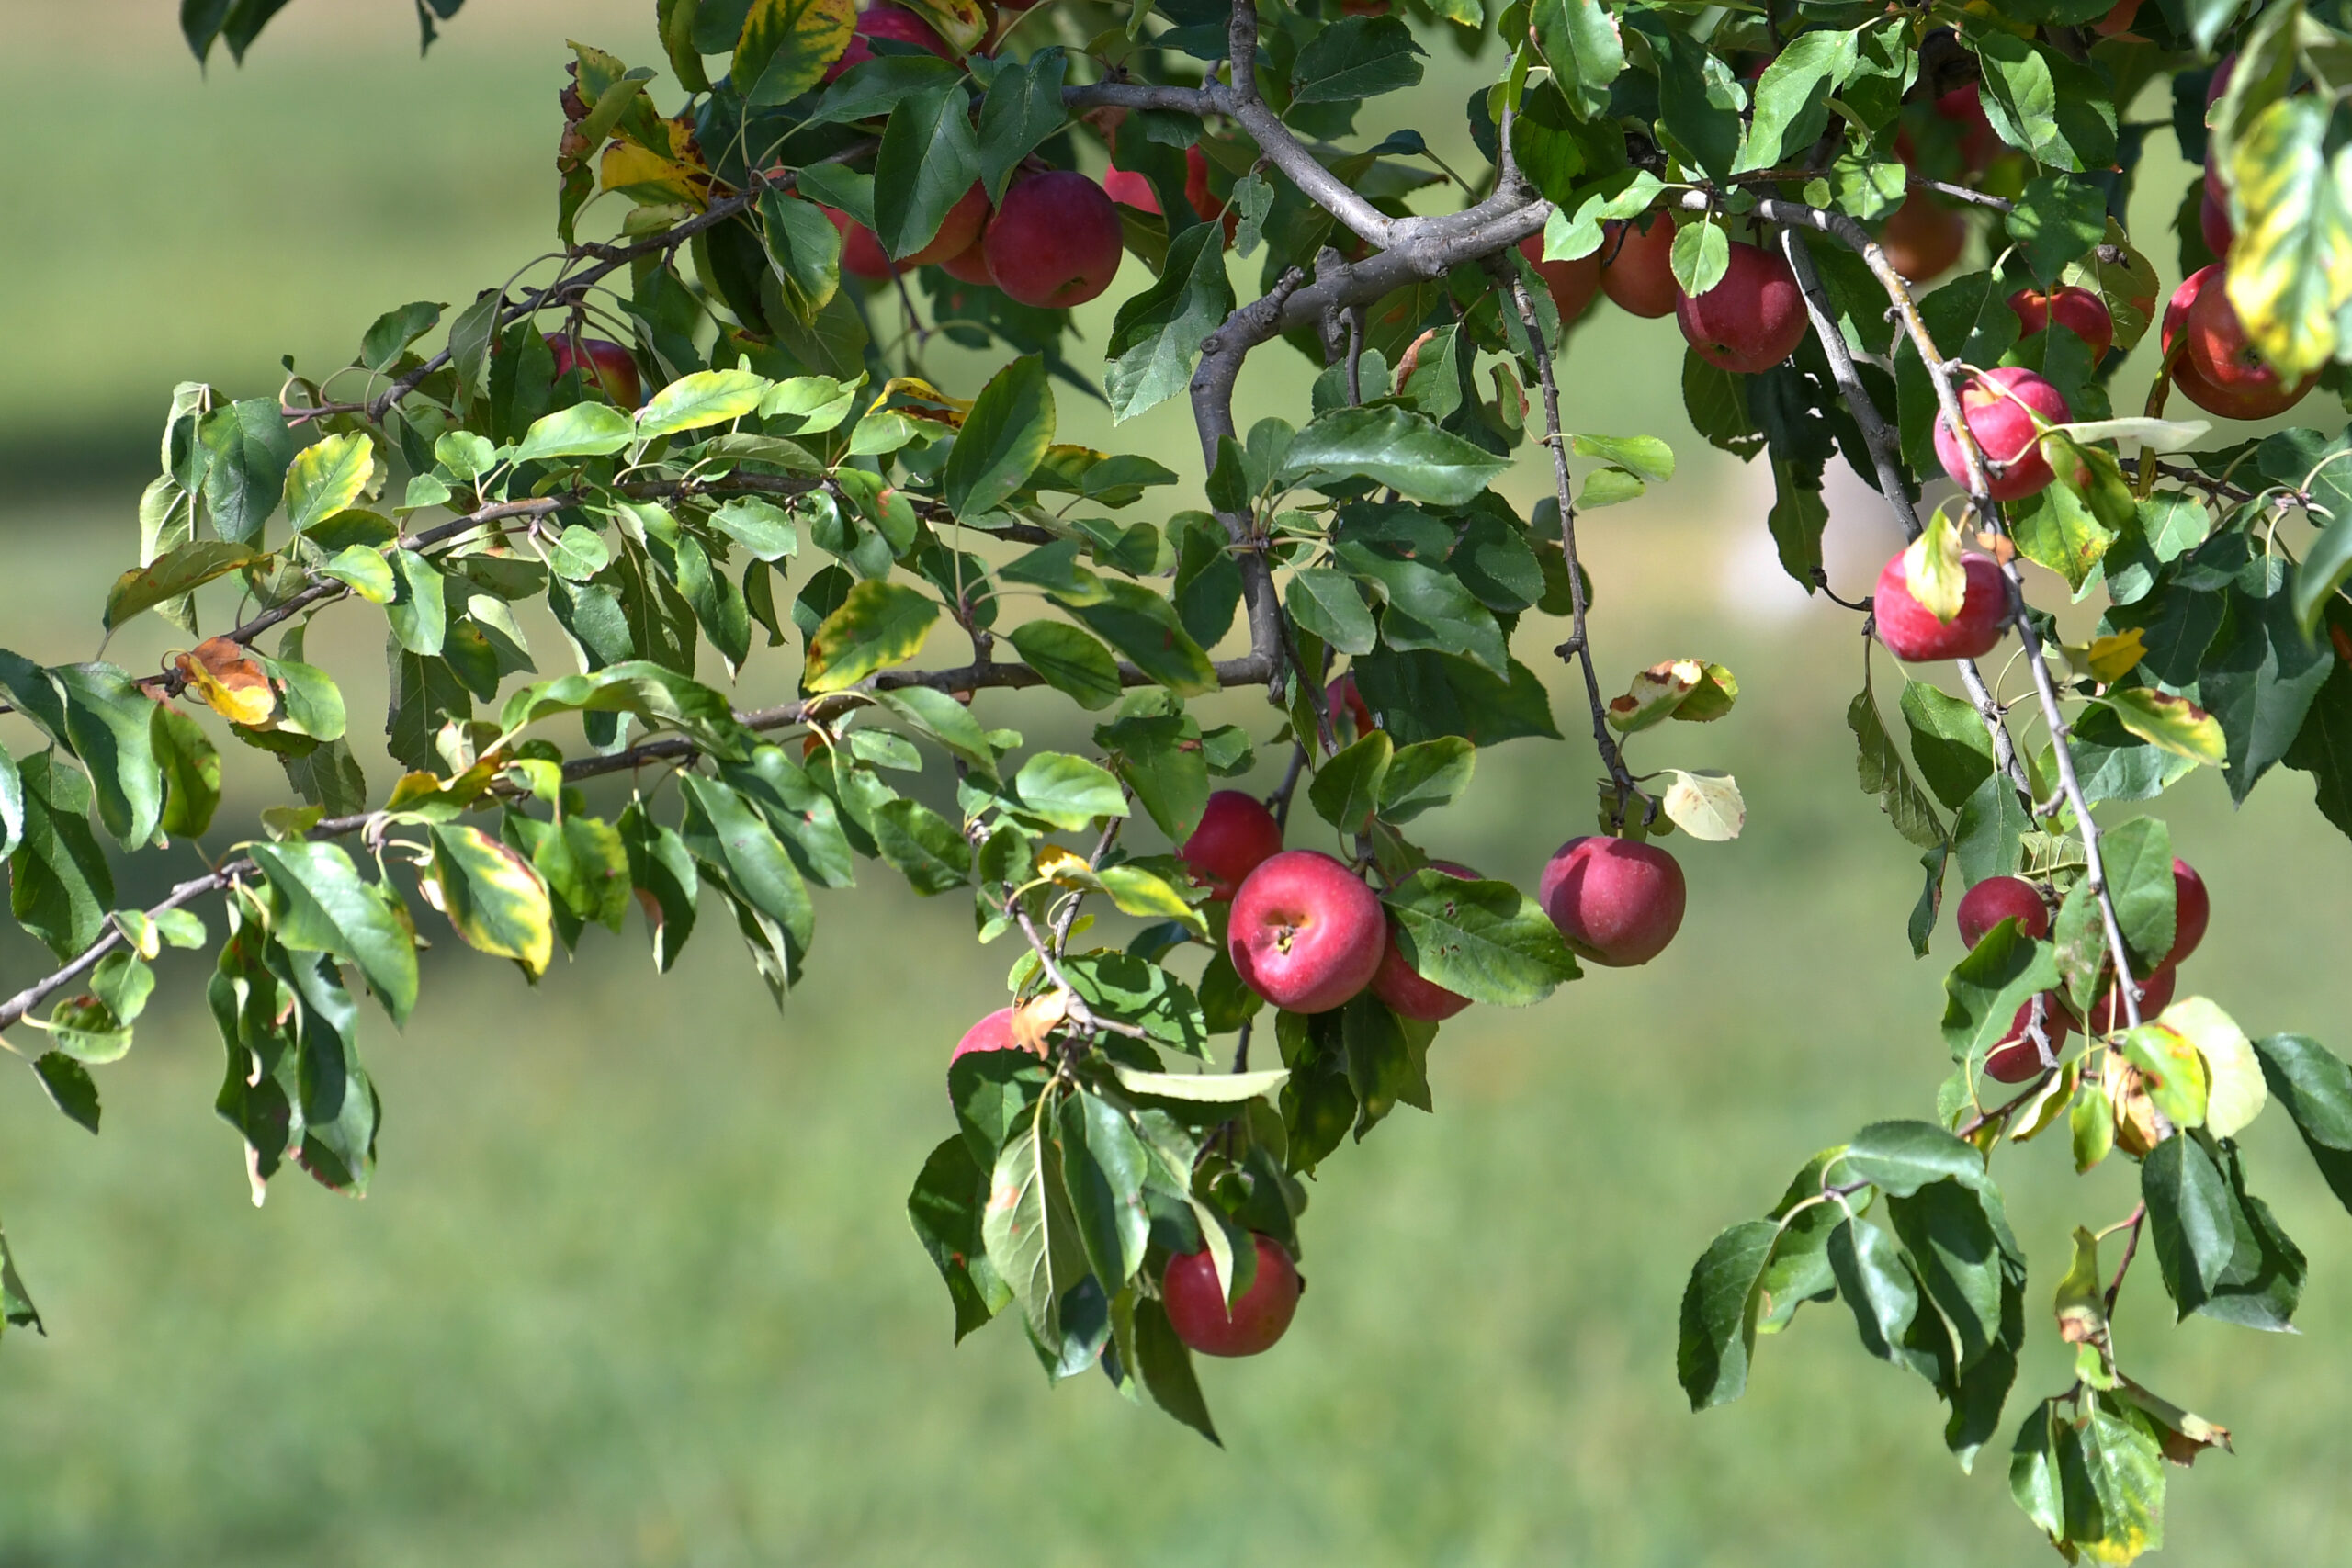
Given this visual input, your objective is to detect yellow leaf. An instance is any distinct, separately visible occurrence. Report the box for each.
[2086,627,2146,683]
[889,0,987,54]
[600,116,710,209]
[1903,502,1969,623]
[174,637,277,727]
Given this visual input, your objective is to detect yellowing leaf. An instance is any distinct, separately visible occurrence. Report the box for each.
[173,637,277,727]
[736,0,857,105]
[283,433,375,534]
[600,116,710,208]
[803,581,939,693]
[889,0,987,53]
[2120,1021,2210,1130]
[1659,768,1744,840]
[1903,502,1968,623]
[2225,96,2352,379]
[2084,628,2146,683]
[426,824,553,977]
[2156,995,2267,1139]
[2097,687,2225,765]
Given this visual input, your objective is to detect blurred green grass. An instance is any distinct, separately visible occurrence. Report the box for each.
[3,8,2352,1566]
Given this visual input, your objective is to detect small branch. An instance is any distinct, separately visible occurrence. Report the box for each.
[2104,1201,2148,1314]
[1952,1067,2056,1139]
[1265,741,1308,831]
[1907,176,2013,212]
[1494,265,1644,827]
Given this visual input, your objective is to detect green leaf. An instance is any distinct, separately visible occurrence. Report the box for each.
[198,399,296,546]
[1286,567,1376,656]
[386,548,447,657]
[318,545,395,604]
[103,541,258,632]
[1899,680,1994,812]
[977,45,1069,205]
[1337,543,1509,674]
[638,368,768,438]
[1290,14,1425,105]
[907,1134,1011,1340]
[51,663,165,848]
[1827,1218,1942,1382]
[944,355,1054,518]
[1568,433,1675,483]
[32,1052,100,1134]
[1530,0,1624,119]
[282,432,375,534]
[1105,222,1236,423]
[680,774,815,967]
[1057,1090,1149,1291]
[1382,869,1579,1007]
[873,797,972,894]
[1132,1295,1219,1443]
[756,190,842,325]
[1014,751,1127,830]
[1849,688,1945,851]
[1008,620,1122,710]
[2007,173,2108,283]
[1677,1219,1777,1410]
[7,755,112,959]
[982,1116,1067,1343]
[248,841,420,1026]
[1309,731,1391,833]
[502,661,752,759]
[1733,27,1856,174]
[1065,581,1218,696]
[1836,1120,1993,1197]
[1378,737,1473,823]
[1282,405,1511,507]
[2144,1133,2305,1330]
[873,85,982,260]
[803,581,939,693]
[1968,27,2116,173]
[150,704,220,839]
[426,824,554,977]
[1094,713,1208,841]
[738,0,857,106]
[1941,923,2060,1072]
[1883,1179,2010,1371]
[1669,215,1730,297]
[2225,98,2352,379]
[513,400,636,464]
[2254,1033,2352,1215]
[359,300,444,373]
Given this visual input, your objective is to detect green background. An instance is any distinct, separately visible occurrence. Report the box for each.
[1,4,2347,1562]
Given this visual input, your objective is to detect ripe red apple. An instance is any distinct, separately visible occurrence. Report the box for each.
[1675,240,1806,374]
[1878,194,1966,284]
[1325,672,1375,742]
[2008,286,2115,366]
[2200,190,2233,260]
[823,205,898,280]
[1538,837,1686,967]
[1179,790,1283,901]
[1162,1234,1300,1357]
[891,181,990,267]
[1933,82,2002,172]
[2093,0,2143,35]
[1600,213,1679,318]
[2160,267,2312,419]
[983,170,1125,309]
[2165,857,2209,969]
[951,1006,1022,1064]
[939,234,995,286]
[1371,863,1473,1021]
[1103,147,1220,228]
[1985,996,2073,1082]
[1228,851,1386,1012]
[822,2,955,83]
[2184,264,2317,419]
[544,334,642,407]
[1102,161,1157,212]
[1872,549,2008,662]
[2071,964,2177,1034]
[1518,234,1600,321]
[1956,875,2050,948]
[1932,367,2070,501]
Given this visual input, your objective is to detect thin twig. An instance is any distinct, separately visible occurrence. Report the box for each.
[2104,1201,2148,1314]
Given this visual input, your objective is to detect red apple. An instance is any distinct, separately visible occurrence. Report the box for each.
[1956,875,2050,948]
[1179,790,1283,901]
[544,334,642,407]
[1933,82,2003,173]
[984,170,1125,309]
[1985,995,2072,1082]
[1162,1234,1300,1357]
[2093,0,2143,35]
[1933,367,2070,501]
[822,3,955,84]
[1102,161,1158,213]
[1878,194,1966,284]
[1600,213,1680,318]
[2160,267,2312,419]
[892,181,990,267]
[2071,964,2177,1034]
[1325,672,1375,743]
[1228,851,1386,1012]
[1538,837,1686,967]
[1370,863,1473,1021]
[2200,190,2233,260]
[1518,234,1600,321]
[951,1006,1022,1064]
[1104,147,1219,226]
[2165,858,2209,969]
[1675,240,1806,374]
[1182,145,1223,226]
[940,233,995,286]
[1872,549,2008,662]
[2184,264,2317,419]
[2008,286,2114,366]
[823,205,898,280]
